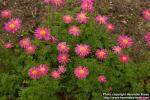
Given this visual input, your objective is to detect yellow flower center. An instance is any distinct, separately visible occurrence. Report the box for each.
[73,27,78,32]
[80,47,85,52]
[99,17,104,21]
[28,47,33,51]
[32,70,37,75]
[99,52,105,56]
[40,68,45,72]
[146,12,150,16]
[23,41,27,45]
[40,30,46,35]
[122,57,127,61]
[62,56,67,60]
[122,39,128,44]
[9,24,15,29]
[80,14,86,19]
[79,69,84,74]
[53,72,58,77]
[61,45,66,49]
[108,25,112,29]
[66,17,71,20]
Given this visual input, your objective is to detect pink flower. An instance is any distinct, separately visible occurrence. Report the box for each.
[50,36,58,43]
[98,75,107,84]
[143,9,150,21]
[81,1,94,12]
[95,49,108,60]
[58,65,66,74]
[112,46,122,54]
[145,32,150,45]
[25,45,36,54]
[63,15,73,24]
[34,27,51,41]
[74,66,89,79]
[28,67,41,79]
[76,12,89,24]
[119,54,129,63]
[69,26,81,36]
[80,0,94,3]
[1,9,11,18]
[37,64,49,76]
[117,35,133,48]
[96,15,108,24]
[57,53,70,64]
[5,18,22,33]
[3,42,14,49]
[75,44,91,57]
[51,70,61,79]
[57,42,70,53]
[43,0,64,7]
[19,38,31,48]
[105,23,115,32]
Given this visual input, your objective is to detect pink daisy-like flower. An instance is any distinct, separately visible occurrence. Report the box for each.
[96,15,108,24]
[75,44,91,57]
[142,9,150,21]
[57,42,70,53]
[58,65,66,74]
[51,70,61,79]
[5,18,22,33]
[34,27,51,41]
[68,26,81,36]
[117,35,133,48]
[37,64,49,76]
[112,46,122,54]
[3,42,14,49]
[105,23,115,32]
[76,12,89,24]
[19,38,31,48]
[25,45,36,54]
[119,54,129,63]
[1,9,11,18]
[57,53,70,64]
[145,32,150,45]
[81,1,94,12]
[63,15,73,24]
[50,36,58,43]
[98,75,107,84]
[28,67,41,79]
[95,49,108,60]
[74,66,89,79]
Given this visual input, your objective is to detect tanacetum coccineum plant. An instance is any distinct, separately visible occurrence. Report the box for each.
[0,0,150,100]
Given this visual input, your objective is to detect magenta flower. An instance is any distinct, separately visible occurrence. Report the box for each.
[37,64,49,76]
[96,15,108,24]
[76,12,89,24]
[58,65,66,74]
[75,44,91,57]
[69,26,81,36]
[105,23,115,32]
[1,9,11,18]
[57,42,70,53]
[50,36,58,43]
[34,27,51,41]
[19,38,31,48]
[143,9,150,21]
[98,75,107,84]
[119,54,129,63]
[3,42,14,49]
[51,70,61,79]
[81,1,94,12]
[25,45,36,54]
[112,46,122,54]
[74,66,89,79]
[5,18,22,33]
[28,67,41,79]
[145,32,150,45]
[95,49,108,60]
[57,53,70,64]
[63,15,73,24]
[117,35,133,48]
